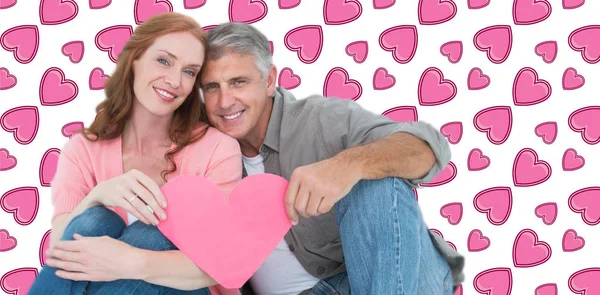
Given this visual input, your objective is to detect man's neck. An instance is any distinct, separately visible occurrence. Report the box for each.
[238,95,274,157]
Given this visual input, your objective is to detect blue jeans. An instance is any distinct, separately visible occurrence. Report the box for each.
[28,206,210,295]
[303,178,454,295]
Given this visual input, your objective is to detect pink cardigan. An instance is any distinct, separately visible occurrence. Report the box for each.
[51,125,243,295]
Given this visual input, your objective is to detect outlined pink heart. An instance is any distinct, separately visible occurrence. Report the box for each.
[95,25,133,63]
[569,268,600,295]
[563,67,585,90]
[0,186,39,226]
[1,106,40,145]
[467,148,490,171]
[513,0,552,25]
[535,202,557,225]
[468,229,490,252]
[563,148,585,171]
[440,122,462,144]
[0,267,38,295]
[535,121,557,144]
[563,0,585,9]
[39,148,60,187]
[440,40,462,63]
[90,0,112,9]
[39,0,78,25]
[39,229,51,267]
[269,40,274,55]
[373,0,395,9]
[134,0,173,24]
[0,0,17,9]
[454,284,463,295]
[429,228,456,251]
[323,67,362,101]
[184,0,206,9]
[535,283,557,295]
[474,186,512,226]
[323,0,362,25]
[473,25,512,64]
[473,106,513,145]
[379,25,418,64]
[568,25,600,64]
[284,25,323,64]
[61,121,84,138]
[563,229,585,252]
[1,25,40,64]
[513,228,552,268]
[278,67,301,90]
[421,161,457,187]
[61,40,84,63]
[373,67,395,90]
[229,0,268,24]
[513,67,552,106]
[0,148,17,171]
[440,202,462,225]
[0,229,17,252]
[467,67,490,90]
[473,267,513,295]
[89,67,110,90]
[568,187,600,225]
[418,0,457,25]
[0,67,17,90]
[513,148,552,187]
[468,0,490,9]
[345,40,368,63]
[382,106,418,122]
[535,41,557,63]
[418,67,457,106]
[568,106,600,145]
[39,67,79,106]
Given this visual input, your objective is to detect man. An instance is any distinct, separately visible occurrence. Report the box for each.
[199,22,465,295]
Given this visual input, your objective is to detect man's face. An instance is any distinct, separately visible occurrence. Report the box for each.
[200,53,276,142]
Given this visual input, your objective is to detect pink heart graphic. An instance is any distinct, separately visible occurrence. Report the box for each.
[39,229,51,267]
[39,67,79,106]
[229,0,268,24]
[0,268,38,295]
[278,0,300,9]
[563,229,585,252]
[440,122,462,144]
[89,0,112,9]
[1,25,40,64]
[89,67,110,90]
[568,106,600,145]
[374,0,395,9]
[0,0,17,9]
[513,229,551,268]
[513,0,552,25]
[473,268,513,295]
[569,268,600,295]
[534,202,557,225]
[474,187,512,226]
[61,121,84,138]
[563,148,585,171]
[418,67,457,106]
[0,67,17,90]
[184,0,206,9]
[39,148,60,187]
[535,283,557,295]
[440,40,462,63]
[468,229,490,252]
[373,67,395,90]
[473,25,512,64]
[454,284,463,295]
[379,25,418,64]
[345,40,368,63]
[512,67,552,106]
[473,106,513,145]
[269,40,274,55]
[418,0,457,25]
[467,67,490,90]
[382,106,418,122]
[278,67,301,90]
[323,0,362,25]
[95,25,133,63]
[534,121,557,144]
[0,148,17,171]
[440,202,462,225]
[0,229,17,252]
[563,67,585,90]
[468,0,490,9]
[512,148,552,187]
[61,40,84,63]
[0,187,39,226]
[467,148,490,171]
[421,161,457,187]
[39,0,78,25]
[568,187,600,225]
[0,106,40,145]
[134,0,173,24]
[535,41,557,63]
[323,67,362,101]
[563,0,585,9]
[284,25,323,64]
[568,25,600,64]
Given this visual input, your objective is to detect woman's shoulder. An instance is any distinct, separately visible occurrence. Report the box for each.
[61,132,117,159]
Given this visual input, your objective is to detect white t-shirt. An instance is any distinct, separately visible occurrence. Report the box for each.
[243,153,321,295]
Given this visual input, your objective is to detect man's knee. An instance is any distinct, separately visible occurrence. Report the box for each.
[62,206,126,240]
[119,221,176,251]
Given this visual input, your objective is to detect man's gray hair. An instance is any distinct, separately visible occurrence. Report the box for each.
[205,22,273,80]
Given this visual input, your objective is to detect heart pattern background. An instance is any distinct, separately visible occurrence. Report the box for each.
[1,1,599,294]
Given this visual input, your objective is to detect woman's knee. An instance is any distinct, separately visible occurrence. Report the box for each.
[119,221,176,251]
[62,206,126,240]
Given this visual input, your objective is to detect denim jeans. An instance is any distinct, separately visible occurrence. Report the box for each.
[302,177,454,295]
[28,206,210,295]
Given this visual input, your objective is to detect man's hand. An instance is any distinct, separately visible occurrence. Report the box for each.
[285,157,362,225]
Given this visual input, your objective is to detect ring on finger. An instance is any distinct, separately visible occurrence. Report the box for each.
[145,205,154,214]
[128,194,139,203]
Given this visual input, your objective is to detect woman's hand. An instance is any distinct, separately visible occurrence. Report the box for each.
[88,169,167,225]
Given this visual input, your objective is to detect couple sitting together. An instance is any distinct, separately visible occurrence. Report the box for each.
[28,12,464,295]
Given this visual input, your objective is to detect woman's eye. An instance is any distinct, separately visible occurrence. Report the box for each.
[184,70,196,77]
[158,58,168,65]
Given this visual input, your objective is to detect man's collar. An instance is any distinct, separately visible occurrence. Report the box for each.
[262,87,288,153]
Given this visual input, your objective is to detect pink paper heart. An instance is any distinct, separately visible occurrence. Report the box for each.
[467,67,490,90]
[474,25,512,64]
[184,0,206,9]
[513,0,552,25]
[440,40,462,63]
[563,0,585,9]
[228,0,268,24]
[39,67,79,106]
[0,148,17,171]
[535,41,557,63]
[440,202,462,225]
[568,25,600,64]
[440,121,462,144]
[61,40,84,63]
[562,67,585,90]
[512,67,552,106]
[345,40,368,63]
[473,106,513,145]
[323,67,362,101]
[512,148,552,187]
[534,121,557,144]
[39,0,79,25]
[535,283,558,295]
[563,229,585,252]
[468,0,490,9]
[0,25,40,64]
[95,25,133,63]
[534,202,557,225]
[0,268,38,295]
[373,0,395,9]
[473,268,513,295]
[0,186,39,226]
[39,148,60,187]
[89,0,112,9]
[0,229,17,252]
[134,0,173,25]
[89,67,110,90]
[467,229,490,252]
[474,187,513,225]
[379,25,418,64]
[467,148,490,171]
[1,106,40,145]
[323,0,362,25]
[562,148,585,171]
[284,25,323,64]
[418,0,457,25]
[568,187,600,226]
[382,106,418,122]
[278,0,300,9]
[372,67,395,90]
[421,161,457,187]
[0,67,17,90]
[512,229,552,268]
[418,67,457,106]
[278,67,301,90]
[569,268,600,295]
[568,106,600,145]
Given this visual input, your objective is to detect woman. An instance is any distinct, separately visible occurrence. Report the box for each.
[28,12,242,295]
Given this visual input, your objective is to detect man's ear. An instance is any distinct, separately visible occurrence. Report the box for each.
[266,64,278,97]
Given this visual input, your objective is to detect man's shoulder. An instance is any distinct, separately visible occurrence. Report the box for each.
[278,87,357,119]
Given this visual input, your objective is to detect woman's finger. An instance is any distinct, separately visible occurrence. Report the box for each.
[129,170,168,219]
[119,196,152,225]
[126,193,160,225]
